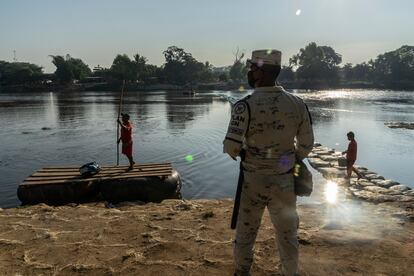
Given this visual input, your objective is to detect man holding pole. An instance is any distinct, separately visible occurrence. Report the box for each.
[223,49,314,276]
[117,113,135,170]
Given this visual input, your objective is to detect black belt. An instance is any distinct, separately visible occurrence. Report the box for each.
[241,166,293,175]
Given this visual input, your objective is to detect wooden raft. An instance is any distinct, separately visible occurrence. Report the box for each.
[20,162,173,187]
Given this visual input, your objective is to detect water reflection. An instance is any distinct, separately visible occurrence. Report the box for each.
[0,89,413,208]
[54,92,89,128]
[164,92,213,130]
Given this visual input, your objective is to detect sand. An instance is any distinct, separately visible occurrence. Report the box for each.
[0,198,413,275]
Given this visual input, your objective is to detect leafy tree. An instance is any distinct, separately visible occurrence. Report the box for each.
[50,55,73,83]
[290,42,342,83]
[110,54,135,81]
[140,64,161,83]
[370,45,414,82]
[199,61,214,82]
[69,57,91,80]
[163,46,190,84]
[278,66,295,82]
[162,46,209,85]
[109,53,154,82]
[50,54,91,83]
[0,61,43,85]
[133,54,148,81]
[342,62,374,82]
[218,73,229,82]
[342,63,353,81]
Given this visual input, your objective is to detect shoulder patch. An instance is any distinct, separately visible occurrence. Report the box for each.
[234,101,247,114]
[233,95,251,114]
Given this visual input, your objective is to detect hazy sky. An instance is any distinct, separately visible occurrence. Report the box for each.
[1,0,413,72]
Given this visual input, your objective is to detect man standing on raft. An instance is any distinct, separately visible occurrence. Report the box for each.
[117,113,135,170]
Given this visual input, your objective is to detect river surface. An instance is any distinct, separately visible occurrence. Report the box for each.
[0,89,413,208]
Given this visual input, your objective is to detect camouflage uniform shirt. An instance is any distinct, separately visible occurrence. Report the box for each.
[223,86,314,175]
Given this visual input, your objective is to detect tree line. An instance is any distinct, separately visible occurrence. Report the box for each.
[1,43,413,88]
[278,43,414,88]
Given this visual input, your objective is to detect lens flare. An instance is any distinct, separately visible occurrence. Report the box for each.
[296,9,301,16]
[324,181,338,204]
[185,155,193,162]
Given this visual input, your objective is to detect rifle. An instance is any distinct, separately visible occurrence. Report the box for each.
[230,149,246,229]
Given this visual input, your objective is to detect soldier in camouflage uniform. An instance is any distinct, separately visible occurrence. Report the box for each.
[223,49,314,276]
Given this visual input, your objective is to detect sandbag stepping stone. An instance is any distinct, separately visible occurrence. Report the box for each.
[390,185,410,192]
[354,165,368,171]
[364,186,393,194]
[319,155,339,162]
[375,179,399,188]
[364,173,385,180]
[403,190,414,196]
[395,195,414,202]
[351,179,374,187]
[307,158,331,168]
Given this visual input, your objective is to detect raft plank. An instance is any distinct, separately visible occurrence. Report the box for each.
[37,165,172,173]
[21,171,173,186]
[36,167,171,175]
[32,168,171,177]
[26,169,173,181]
[42,163,171,170]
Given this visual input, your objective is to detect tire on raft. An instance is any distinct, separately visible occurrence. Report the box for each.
[17,180,100,206]
[99,170,182,203]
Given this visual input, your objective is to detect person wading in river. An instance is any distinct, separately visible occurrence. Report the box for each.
[342,131,363,179]
[117,113,135,170]
[223,49,314,276]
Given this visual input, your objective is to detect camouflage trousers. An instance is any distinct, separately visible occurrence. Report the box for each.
[234,171,299,276]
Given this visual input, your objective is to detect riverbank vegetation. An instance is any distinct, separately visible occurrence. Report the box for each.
[1,43,413,91]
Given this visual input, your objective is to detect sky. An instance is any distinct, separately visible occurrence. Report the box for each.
[1,0,413,73]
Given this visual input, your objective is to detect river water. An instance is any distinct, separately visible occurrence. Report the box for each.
[0,89,413,208]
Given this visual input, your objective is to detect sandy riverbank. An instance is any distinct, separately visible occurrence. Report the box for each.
[1,198,413,275]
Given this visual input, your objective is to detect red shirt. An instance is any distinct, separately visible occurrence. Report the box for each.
[347,139,357,161]
[120,122,132,143]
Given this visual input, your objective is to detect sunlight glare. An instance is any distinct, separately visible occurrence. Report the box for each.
[326,90,347,99]
[296,9,301,16]
[325,181,338,204]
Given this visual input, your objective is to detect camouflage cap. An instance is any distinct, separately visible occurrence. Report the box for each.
[247,49,282,67]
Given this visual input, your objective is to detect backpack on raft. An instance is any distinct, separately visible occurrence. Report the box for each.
[79,162,101,177]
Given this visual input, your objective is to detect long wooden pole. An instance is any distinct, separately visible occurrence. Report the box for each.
[116,80,126,166]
